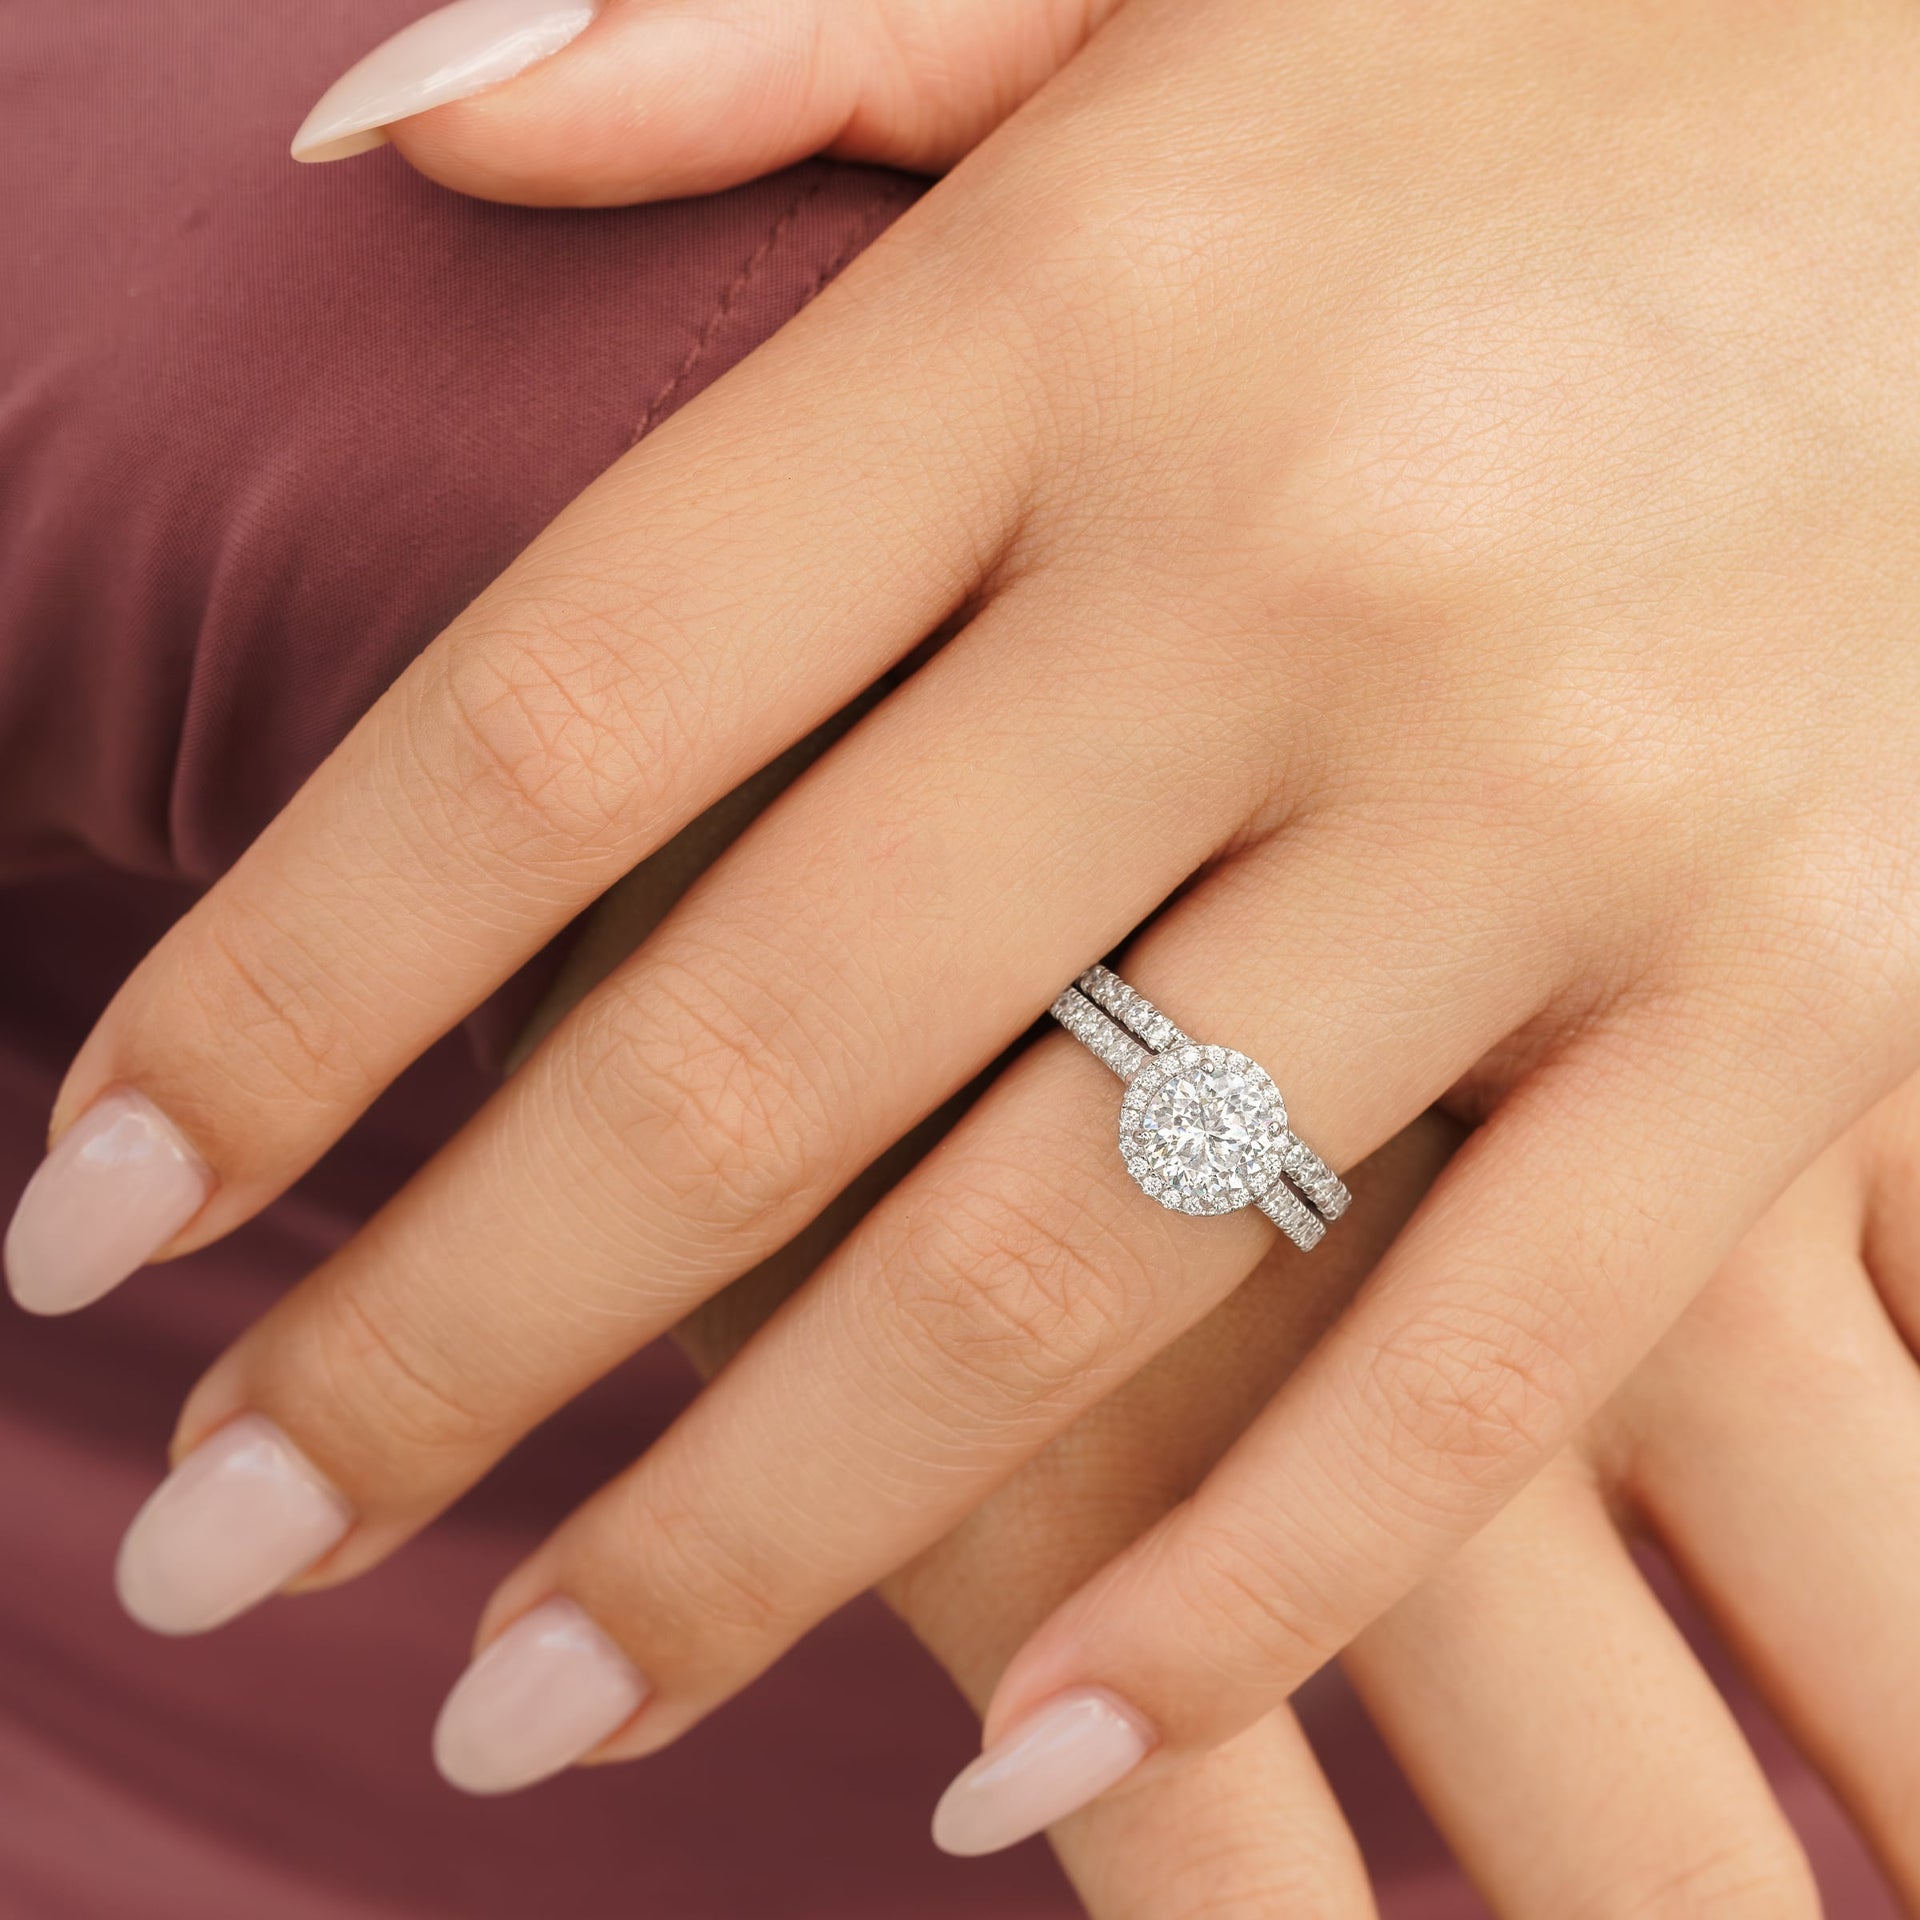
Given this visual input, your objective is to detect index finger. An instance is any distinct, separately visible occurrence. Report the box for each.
[6,210,1031,1312]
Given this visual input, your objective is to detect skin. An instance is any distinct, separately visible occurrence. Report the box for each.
[595,887,1920,1914]
[665,1087,1444,1917]
[1349,1079,1920,1916]
[33,0,1920,1875]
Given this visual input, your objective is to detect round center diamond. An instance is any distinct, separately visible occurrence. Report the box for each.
[1118,1044,1285,1215]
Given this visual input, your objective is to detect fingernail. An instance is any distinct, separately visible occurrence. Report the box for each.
[932,1689,1155,1857]
[115,1415,352,1636]
[5,1089,214,1315]
[291,0,599,162]
[434,1597,649,1794]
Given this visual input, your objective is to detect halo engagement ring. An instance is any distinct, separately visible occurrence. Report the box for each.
[1050,965,1350,1252]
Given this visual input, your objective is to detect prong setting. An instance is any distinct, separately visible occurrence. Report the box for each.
[1052,968,1350,1251]
[1118,1044,1287,1217]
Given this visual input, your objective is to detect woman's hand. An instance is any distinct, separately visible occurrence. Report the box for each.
[11,0,1920,1847]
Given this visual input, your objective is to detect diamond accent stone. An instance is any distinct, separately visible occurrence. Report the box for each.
[1049,988,1148,1079]
[1118,1044,1286,1217]
[1277,1131,1350,1221]
[1255,1175,1326,1249]
[1076,965,1187,1054]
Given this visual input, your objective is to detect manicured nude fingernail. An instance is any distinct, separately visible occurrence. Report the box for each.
[5,1089,213,1315]
[433,1597,649,1794]
[932,1689,1155,1857]
[115,1416,352,1636]
[291,0,599,162]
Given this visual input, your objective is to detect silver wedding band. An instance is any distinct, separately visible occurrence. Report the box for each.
[1050,965,1348,1252]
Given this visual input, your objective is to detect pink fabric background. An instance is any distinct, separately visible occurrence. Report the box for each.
[0,2,1900,1912]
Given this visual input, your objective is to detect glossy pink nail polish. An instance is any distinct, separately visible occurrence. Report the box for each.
[291,0,598,163]
[115,1415,352,1635]
[434,1597,649,1794]
[4,1089,213,1315]
[932,1690,1155,1856]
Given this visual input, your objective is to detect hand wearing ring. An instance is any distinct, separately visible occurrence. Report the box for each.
[9,0,1920,1884]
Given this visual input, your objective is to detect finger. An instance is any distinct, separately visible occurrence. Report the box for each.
[1610,1145,1920,1907]
[1344,1460,1818,1918]
[885,1112,1466,1672]
[418,837,1518,1783]
[975,988,1865,1829]
[115,582,1343,1626]
[930,1397,1382,1920]
[13,208,1024,1311]
[293,0,1112,202]
[679,1137,1445,1915]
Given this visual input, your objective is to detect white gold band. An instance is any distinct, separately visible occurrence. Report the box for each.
[1050,965,1348,1253]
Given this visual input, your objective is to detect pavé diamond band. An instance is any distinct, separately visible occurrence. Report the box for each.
[1050,964,1349,1252]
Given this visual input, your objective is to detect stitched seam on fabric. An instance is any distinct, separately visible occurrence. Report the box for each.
[789,179,916,324]
[632,176,834,442]
[630,172,920,443]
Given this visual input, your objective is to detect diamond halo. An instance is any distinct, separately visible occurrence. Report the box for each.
[1118,1043,1287,1217]
[1050,965,1349,1251]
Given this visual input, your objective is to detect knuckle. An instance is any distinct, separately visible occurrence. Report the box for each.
[423,607,686,866]
[1159,1520,1327,1688]
[1703,815,1920,1058]
[602,1483,795,1656]
[1362,1300,1577,1505]
[886,1156,1158,1407]
[562,957,825,1237]
[299,1283,495,1466]
[168,905,370,1113]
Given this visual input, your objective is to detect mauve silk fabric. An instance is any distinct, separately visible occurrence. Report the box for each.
[0,3,1899,1915]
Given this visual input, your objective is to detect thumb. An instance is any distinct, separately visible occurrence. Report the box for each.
[291,0,1114,207]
